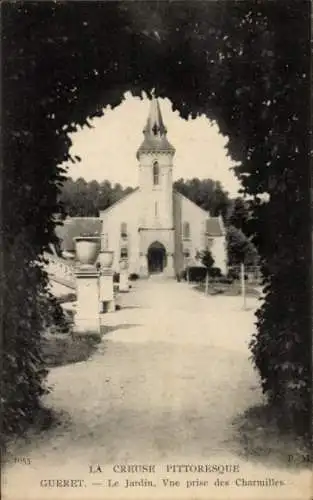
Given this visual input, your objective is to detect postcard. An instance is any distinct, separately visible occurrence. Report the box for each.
[2,1,311,499]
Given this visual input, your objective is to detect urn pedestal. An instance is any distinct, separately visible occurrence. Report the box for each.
[98,249,114,269]
[73,237,101,337]
[139,254,149,278]
[119,259,129,292]
[74,267,101,336]
[98,250,115,317]
[74,237,101,266]
[164,253,175,278]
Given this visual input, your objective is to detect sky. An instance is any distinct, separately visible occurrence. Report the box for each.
[65,91,242,197]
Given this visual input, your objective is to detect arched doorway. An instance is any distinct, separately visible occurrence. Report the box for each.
[147,241,167,274]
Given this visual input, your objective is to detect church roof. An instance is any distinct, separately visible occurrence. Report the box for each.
[174,191,225,237]
[99,188,139,215]
[205,217,224,237]
[137,97,175,158]
[55,217,103,252]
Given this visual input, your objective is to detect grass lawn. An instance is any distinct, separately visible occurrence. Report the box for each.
[41,332,100,368]
[232,403,311,469]
[40,288,106,368]
[194,280,261,297]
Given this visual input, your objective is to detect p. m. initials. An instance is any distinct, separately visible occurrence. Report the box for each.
[288,454,312,464]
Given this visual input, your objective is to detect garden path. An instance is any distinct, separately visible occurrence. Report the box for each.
[3,278,310,500]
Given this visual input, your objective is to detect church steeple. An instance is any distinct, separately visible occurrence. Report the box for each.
[136,97,175,159]
[144,97,167,137]
[137,96,175,234]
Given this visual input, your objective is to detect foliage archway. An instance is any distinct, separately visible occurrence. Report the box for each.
[3,1,310,435]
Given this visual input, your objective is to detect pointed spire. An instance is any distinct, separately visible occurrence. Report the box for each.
[137,97,175,159]
[144,97,167,137]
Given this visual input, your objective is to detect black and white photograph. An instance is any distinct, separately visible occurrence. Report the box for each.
[2,1,312,499]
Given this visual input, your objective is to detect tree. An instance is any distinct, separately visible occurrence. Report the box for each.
[198,249,215,295]
[59,177,99,216]
[226,197,251,232]
[174,178,231,218]
[58,177,134,216]
[226,225,258,267]
[3,1,310,436]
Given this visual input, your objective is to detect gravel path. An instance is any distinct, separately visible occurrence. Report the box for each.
[3,278,310,500]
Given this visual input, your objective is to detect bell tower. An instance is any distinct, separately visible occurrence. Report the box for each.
[136,97,175,229]
[136,97,176,277]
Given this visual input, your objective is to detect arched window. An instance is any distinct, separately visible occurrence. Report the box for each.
[183,221,190,239]
[120,222,127,238]
[153,161,159,185]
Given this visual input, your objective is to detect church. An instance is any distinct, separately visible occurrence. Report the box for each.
[57,98,227,277]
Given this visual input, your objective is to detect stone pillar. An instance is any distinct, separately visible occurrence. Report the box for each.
[74,266,101,336]
[165,253,175,277]
[139,253,149,278]
[98,237,115,317]
[119,259,129,292]
[99,269,115,315]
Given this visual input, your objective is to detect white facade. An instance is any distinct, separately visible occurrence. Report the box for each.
[98,189,227,277]
[98,98,227,277]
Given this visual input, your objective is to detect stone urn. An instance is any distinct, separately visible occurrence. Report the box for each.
[120,259,128,271]
[74,236,101,267]
[98,250,114,269]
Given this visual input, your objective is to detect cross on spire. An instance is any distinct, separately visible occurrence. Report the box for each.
[136,96,175,158]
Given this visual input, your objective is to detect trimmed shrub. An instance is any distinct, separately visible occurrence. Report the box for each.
[129,273,139,281]
[3,261,51,435]
[209,267,222,279]
[186,266,206,282]
[227,268,240,281]
[217,276,234,285]
[2,1,309,439]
